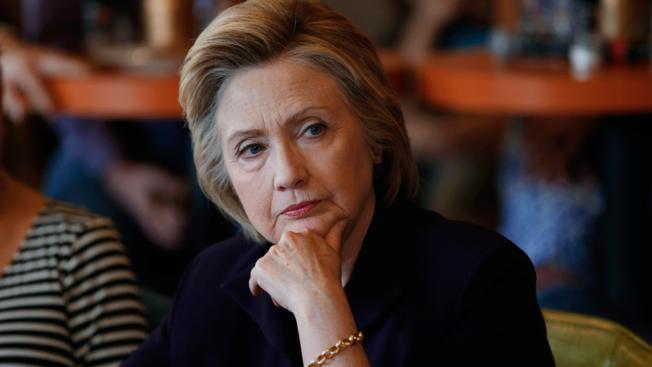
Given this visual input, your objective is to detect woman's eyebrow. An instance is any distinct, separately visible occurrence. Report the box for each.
[283,106,331,128]
[225,106,332,145]
[226,129,265,147]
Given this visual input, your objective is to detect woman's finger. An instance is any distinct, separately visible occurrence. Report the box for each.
[248,266,263,296]
[271,298,281,308]
[248,258,284,309]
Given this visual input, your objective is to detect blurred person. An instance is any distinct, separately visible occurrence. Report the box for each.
[398,0,642,333]
[0,59,147,367]
[0,0,233,294]
[122,1,553,365]
[498,120,612,315]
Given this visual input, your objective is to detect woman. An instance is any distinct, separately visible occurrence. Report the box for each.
[0,72,147,365]
[123,1,554,366]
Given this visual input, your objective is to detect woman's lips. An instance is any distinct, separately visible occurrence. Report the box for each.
[281,200,320,217]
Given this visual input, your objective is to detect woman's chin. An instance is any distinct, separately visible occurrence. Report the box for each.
[279,216,332,238]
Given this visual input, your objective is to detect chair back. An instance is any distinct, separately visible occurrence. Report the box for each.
[140,287,173,330]
[543,309,652,367]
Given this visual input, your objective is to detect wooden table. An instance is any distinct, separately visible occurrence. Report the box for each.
[421,51,652,117]
[46,50,410,120]
[47,73,182,119]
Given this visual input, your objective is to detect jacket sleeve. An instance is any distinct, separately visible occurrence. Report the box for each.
[120,315,172,367]
[422,244,555,366]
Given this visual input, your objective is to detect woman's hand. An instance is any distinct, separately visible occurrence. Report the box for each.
[249,220,371,367]
[248,220,347,314]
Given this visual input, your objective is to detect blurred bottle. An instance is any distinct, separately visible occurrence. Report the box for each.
[519,0,576,57]
[600,0,650,63]
[491,0,520,61]
[143,0,194,53]
[492,0,599,59]
[83,0,142,46]
[569,0,602,79]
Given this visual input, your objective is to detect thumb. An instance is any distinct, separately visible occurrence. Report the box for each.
[325,219,347,253]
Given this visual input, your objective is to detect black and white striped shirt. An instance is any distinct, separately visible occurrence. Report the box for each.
[0,201,147,366]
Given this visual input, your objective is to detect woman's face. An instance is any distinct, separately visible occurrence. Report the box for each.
[217,58,377,244]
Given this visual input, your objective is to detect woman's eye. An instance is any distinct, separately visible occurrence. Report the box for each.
[303,122,327,138]
[239,143,265,157]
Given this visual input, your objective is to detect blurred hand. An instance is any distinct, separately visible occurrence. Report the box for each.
[105,161,190,250]
[248,220,347,314]
[1,37,90,123]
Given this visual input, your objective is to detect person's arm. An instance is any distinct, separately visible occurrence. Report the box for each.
[120,310,173,367]
[421,244,555,366]
[0,29,89,123]
[63,216,147,366]
[397,0,464,64]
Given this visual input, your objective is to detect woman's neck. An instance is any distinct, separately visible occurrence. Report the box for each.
[339,193,376,287]
[0,172,47,275]
[0,171,46,241]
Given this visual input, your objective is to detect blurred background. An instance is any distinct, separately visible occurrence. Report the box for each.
[1,0,651,340]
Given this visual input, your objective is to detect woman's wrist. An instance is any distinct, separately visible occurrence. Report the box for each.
[293,281,348,322]
[293,282,357,344]
[292,285,368,367]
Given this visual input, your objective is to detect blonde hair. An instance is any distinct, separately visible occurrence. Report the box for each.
[180,0,418,241]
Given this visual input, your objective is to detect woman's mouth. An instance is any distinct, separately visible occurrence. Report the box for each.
[280,200,320,217]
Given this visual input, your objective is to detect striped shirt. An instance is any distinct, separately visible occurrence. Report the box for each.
[0,201,147,366]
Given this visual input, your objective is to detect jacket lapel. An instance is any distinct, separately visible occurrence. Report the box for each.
[221,250,303,365]
[345,202,406,333]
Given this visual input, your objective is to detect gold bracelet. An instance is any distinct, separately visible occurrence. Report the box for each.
[307,331,364,367]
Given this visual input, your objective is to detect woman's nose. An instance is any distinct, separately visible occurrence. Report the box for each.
[273,143,308,191]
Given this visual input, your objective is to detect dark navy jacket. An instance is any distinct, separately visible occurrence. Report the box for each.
[123,201,554,366]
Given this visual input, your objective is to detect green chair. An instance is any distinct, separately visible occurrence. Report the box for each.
[139,287,173,330]
[543,309,652,367]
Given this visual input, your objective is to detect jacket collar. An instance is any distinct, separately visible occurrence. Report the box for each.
[220,200,412,362]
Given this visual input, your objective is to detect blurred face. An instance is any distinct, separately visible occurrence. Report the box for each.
[217,58,377,244]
